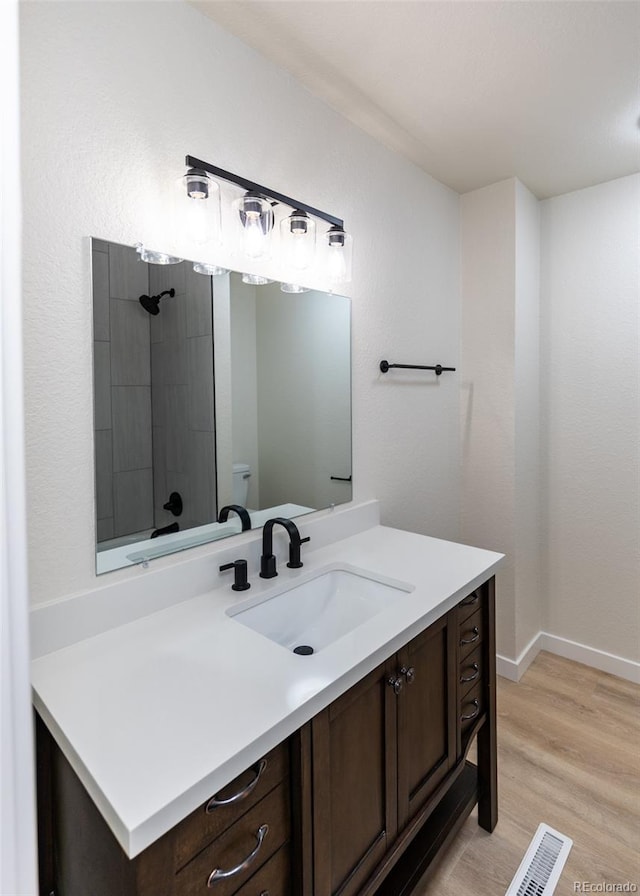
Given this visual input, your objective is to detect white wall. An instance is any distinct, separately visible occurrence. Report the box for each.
[540,174,640,664]
[514,181,542,657]
[20,1,460,604]
[0,1,38,889]
[460,179,517,658]
[460,178,542,662]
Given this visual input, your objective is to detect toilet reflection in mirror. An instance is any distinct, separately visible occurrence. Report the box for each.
[91,238,352,573]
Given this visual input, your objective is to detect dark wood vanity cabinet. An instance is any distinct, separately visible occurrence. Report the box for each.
[37,734,295,896]
[306,578,496,896]
[37,578,496,896]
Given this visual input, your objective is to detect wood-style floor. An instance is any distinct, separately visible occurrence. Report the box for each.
[415,651,640,895]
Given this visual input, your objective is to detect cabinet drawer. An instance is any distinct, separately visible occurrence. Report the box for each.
[459,681,484,736]
[232,844,291,896]
[458,645,483,699]
[175,743,289,870]
[458,606,483,661]
[175,781,291,896]
[457,588,483,624]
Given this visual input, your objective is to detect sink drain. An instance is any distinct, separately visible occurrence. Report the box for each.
[293,645,314,655]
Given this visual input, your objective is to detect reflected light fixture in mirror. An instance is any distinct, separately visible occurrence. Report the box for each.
[135,243,182,265]
[242,272,272,285]
[193,262,229,277]
[281,282,309,293]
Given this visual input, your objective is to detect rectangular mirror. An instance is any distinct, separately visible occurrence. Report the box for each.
[91,239,352,573]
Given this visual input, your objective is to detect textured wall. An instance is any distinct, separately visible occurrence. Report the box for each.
[20,1,460,603]
[540,175,640,662]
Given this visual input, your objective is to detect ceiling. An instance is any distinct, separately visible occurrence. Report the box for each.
[191,0,640,199]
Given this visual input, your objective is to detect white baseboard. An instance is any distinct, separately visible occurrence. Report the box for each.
[539,633,640,684]
[497,632,640,684]
[497,633,543,682]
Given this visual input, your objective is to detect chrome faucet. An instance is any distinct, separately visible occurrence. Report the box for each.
[260,518,310,579]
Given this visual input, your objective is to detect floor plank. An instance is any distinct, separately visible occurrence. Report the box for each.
[415,652,640,894]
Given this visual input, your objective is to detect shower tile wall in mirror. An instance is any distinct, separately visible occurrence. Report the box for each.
[91,239,352,573]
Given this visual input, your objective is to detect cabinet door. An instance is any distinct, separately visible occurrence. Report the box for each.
[396,612,457,830]
[311,658,398,896]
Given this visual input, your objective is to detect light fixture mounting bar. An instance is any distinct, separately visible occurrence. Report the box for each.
[185,155,344,229]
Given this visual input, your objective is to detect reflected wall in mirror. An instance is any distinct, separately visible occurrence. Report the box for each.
[91,239,352,574]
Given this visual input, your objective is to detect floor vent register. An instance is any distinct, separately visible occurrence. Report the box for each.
[505,823,573,896]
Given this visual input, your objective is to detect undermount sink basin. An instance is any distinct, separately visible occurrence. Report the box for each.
[227,566,413,653]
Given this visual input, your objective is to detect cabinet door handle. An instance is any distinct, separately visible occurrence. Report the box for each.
[388,676,404,695]
[460,699,480,722]
[207,824,269,886]
[460,662,479,684]
[205,758,267,811]
[460,625,479,646]
[400,666,416,684]
[459,592,479,607]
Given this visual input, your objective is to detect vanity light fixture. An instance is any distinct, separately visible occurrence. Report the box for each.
[193,262,229,277]
[136,243,183,265]
[183,154,352,285]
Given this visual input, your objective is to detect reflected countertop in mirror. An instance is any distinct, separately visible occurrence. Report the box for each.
[91,239,352,574]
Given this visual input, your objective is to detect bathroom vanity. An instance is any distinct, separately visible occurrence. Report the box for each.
[33,512,501,896]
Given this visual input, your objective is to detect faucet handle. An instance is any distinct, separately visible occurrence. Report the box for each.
[287,536,311,569]
[220,559,251,591]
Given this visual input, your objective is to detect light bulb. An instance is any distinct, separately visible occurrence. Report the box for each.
[281,211,315,271]
[244,212,266,258]
[186,197,209,244]
[326,225,352,285]
[327,244,347,283]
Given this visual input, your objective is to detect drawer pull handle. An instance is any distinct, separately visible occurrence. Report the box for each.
[460,662,479,684]
[206,759,268,811]
[461,698,480,722]
[459,592,479,607]
[207,823,269,886]
[460,625,479,646]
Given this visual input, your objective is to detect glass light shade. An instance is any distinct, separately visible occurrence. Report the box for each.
[280,282,309,293]
[193,262,229,277]
[325,226,353,285]
[179,170,221,245]
[242,272,272,286]
[280,211,316,271]
[234,194,274,259]
[136,243,183,265]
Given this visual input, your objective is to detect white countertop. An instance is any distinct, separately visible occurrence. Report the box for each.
[32,524,503,858]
